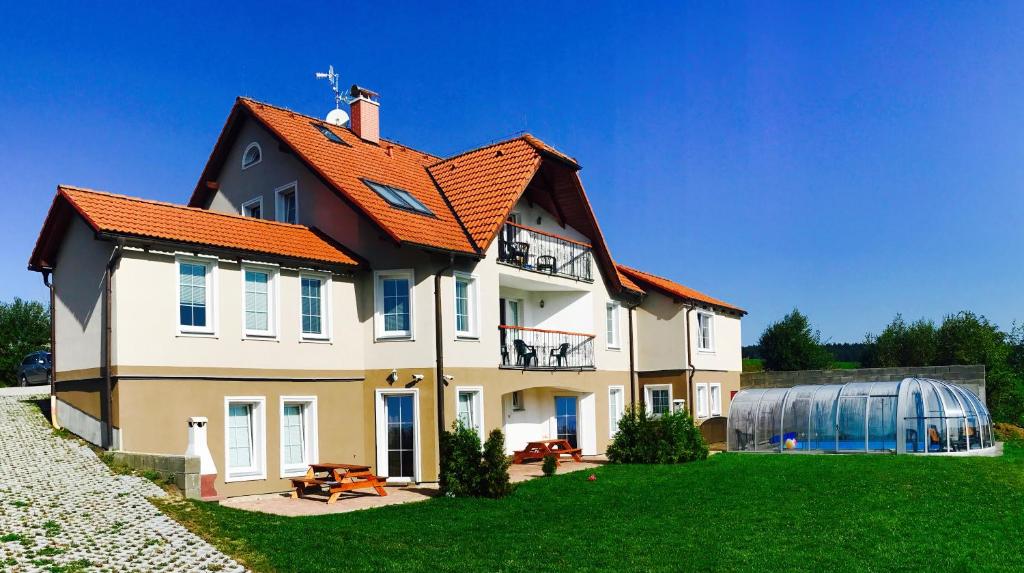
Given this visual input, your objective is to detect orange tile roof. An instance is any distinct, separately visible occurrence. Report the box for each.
[229,99,477,254]
[428,137,543,249]
[615,267,645,294]
[617,264,744,314]
[30,186,360,269]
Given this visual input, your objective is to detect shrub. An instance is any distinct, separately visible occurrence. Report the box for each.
[479,429,513,498]
[439,422,481,497]
[541,454,558,476]
[607,405,708,464]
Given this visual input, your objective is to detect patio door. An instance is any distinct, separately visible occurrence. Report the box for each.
[555,396,578,448]
[384,394,416,480]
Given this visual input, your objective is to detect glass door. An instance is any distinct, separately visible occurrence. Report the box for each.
[555,396,578,448]
[385,394,415,479]
[836,396,867,452]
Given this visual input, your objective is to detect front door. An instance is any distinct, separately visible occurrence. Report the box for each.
[385,394,416,480]
[555,396,578,448]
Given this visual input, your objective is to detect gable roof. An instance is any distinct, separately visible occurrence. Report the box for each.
[189,98,477,255]
[29,186,361,271]
[617,264,745,315]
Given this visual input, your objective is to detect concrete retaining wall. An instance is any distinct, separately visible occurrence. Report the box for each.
[741,364,987,404]
[109,451,202,499]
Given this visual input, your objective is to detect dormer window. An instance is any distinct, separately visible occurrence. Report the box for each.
[242,142,262,169]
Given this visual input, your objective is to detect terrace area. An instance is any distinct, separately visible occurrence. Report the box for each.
[497,221,593,283]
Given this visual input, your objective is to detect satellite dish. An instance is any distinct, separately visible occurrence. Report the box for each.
[326,108,349,127]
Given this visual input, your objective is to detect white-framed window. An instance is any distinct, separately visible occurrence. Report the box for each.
[242,142,262,170]
[176,256,216,335]
[608,385,625,437]
[506,299,523,327]
[280,397,318,477]
[299,272,330,340]
[456,387,484,437]
[645,384,672,417]
[454,272,478,338]
[374,269,414,339]
[275,182,298,224]
[224,396,266,482]
[242,197,263,219]
[606,302,621,349]
[710,383,722,416]
[242,264,277,337]
[697,311,715,352]
[696,383,710,418]
[511,390,525,411]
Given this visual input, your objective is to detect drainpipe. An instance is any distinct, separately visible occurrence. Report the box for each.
[42,271,56,426]
[685,302,696,418]
[627,304,637,406]
[434,254,455,465]
[102,242,124,450]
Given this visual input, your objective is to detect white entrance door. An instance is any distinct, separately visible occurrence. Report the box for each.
[375,390,420,482]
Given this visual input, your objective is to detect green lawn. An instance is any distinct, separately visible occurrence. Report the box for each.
[158,443,1024,572]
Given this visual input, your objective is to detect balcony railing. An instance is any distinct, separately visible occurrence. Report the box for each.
[497,222,593,282]
[499,325,595,370]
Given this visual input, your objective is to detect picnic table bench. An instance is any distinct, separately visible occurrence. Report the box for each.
[290,463,388,504]
[512,439,583,465]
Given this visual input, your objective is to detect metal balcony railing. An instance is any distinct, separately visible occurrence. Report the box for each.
[497,222,593,282]
[499,325,595,370]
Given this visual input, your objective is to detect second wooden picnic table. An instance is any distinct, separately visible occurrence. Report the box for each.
[290,463,388,504]
[512,439,583,465]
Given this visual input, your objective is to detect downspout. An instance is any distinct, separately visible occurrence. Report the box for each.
[434,253,455,467]
[42,271,56,426]
[685,302,696,418]
[627,304,637,406]
[102,242,124,450]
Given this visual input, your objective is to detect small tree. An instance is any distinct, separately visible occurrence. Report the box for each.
[479,429,513,498]
[541,454,558,477]
[0,298,50,386]
[864,314,938,367]
[439,422,481,497]
[607,405,708,464]
[758,309,832,371]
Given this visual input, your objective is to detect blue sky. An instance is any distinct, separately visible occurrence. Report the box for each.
[3,2,1023,345]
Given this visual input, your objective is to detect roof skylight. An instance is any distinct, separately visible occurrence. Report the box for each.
[312,123,348,145]
[363,180,434,216]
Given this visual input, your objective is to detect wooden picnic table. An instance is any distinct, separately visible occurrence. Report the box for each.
[290,463,388,504]
[513,439,583,465]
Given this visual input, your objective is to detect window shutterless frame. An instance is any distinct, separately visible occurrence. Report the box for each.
[241,196,263,219]
[455,386,484,438]
[279,396,318,478]
[608,385,625,438]
[606,302,621,349]
[374,269,415,340]
[697,311,715,352]
[240,263,278,338]
[223,396,267,482]
[298,271,331,341]
[274,181,299,224]
[453,272,479,339]
[242,142,262,170]
[175,255,217,336]
[645,384,673,417]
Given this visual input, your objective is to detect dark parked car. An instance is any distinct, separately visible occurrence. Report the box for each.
[16,351,51,386]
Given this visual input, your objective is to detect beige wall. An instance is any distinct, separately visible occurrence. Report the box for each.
[54,216,112,375]
[638,370,741,422]
[111,249,363,373]
[636,289,743,374]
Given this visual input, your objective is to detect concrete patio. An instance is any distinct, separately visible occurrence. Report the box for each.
[220,455,607,516]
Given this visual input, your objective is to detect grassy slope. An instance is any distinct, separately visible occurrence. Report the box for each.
[158,443,1024,572]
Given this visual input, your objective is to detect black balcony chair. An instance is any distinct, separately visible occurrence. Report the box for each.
[504,241,530,267]
[536,255,556,275]
[549,342,570,367]
[513,339,538,367]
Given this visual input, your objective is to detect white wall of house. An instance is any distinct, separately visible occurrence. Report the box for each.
[691,308,742,372]
[636,289,742,373]
[54,216,112,375]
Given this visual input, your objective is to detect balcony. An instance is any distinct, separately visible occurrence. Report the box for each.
[499,325,595,371]
[497,222,593,282]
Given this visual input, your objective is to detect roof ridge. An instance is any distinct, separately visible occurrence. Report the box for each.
[430,134,535,168]
[58,185,315,231]
[617,263,744,312]
[237,97,442,161]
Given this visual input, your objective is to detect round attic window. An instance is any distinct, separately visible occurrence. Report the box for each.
[242,142,262,169]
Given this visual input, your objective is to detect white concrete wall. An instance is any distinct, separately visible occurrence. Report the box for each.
[54,216,112,375]
[691,309,742,372]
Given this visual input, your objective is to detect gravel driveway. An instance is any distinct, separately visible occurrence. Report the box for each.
[0,392,245,572]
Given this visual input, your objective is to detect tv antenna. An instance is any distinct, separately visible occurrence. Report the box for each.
[314,65,355,125]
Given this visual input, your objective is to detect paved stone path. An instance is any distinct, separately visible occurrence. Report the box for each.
[0,393,245,572]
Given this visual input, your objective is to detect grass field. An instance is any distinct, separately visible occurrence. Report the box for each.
[157,441,1024,572]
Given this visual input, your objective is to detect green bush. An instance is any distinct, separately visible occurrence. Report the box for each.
[440,423,514,498]
[607,405,708,464]
[541,454,557,476]
[479,429,513,498]
[439,421,481,497]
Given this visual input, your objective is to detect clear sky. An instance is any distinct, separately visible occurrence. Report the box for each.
[3,2,1023,345]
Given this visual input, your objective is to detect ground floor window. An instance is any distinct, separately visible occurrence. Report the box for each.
[710,383,722,416]
[280,397,318,477]
[457,387,484,438]
[645,385,672,417]
[224,397,265,482]
[608,386,624,437]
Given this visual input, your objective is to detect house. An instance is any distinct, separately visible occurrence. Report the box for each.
[28,88,745,497]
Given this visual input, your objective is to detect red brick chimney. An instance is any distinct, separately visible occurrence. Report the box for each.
[349,85,380,144]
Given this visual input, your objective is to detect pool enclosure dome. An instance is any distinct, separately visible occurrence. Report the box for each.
[728,378,995,454]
